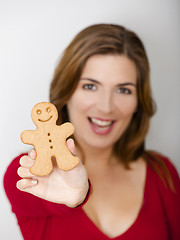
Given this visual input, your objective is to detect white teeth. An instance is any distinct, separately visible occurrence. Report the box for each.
[91,118,113,127]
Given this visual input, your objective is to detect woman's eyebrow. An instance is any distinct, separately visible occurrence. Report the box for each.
[80,78,100,84]
[80,78,136,87]
[117,83,137,87]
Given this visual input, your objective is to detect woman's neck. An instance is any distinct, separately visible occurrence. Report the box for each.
[76,142,119,170]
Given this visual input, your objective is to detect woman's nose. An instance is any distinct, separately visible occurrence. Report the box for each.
[96,92,115,114]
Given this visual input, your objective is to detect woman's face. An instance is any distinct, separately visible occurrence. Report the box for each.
[67,54,137,151]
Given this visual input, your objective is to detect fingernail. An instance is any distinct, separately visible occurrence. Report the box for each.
[31,180,37,185]
[29,150,34,157]
[16,182,20,189]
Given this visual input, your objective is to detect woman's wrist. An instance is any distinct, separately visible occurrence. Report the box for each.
[66,179,90,208]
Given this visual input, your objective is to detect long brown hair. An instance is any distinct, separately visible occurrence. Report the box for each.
[50,24,174,190]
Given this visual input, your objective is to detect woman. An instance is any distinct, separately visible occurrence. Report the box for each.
[4,24,180,240]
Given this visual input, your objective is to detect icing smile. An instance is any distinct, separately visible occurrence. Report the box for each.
[88,117,115,135]
[38,115,53,122]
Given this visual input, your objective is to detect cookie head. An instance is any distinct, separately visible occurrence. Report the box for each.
[31,102,58,126]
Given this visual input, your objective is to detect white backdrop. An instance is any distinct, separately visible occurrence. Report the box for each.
[0,0,179,239]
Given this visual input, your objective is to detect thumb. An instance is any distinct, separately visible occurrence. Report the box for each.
[66,138,77,156]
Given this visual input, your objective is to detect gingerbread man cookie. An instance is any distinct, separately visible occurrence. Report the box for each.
[21,102,80,176]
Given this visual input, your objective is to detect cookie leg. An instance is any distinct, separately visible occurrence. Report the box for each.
[30,152,53,176]
[56,149,80,171]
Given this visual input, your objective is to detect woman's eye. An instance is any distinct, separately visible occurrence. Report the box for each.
[83,84,97,91]
[117,88,131,94]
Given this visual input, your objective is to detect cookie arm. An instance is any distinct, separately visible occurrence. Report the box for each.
[59,122,75,139]
[21,130,36,145]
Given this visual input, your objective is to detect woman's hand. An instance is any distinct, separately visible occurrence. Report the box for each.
[16,139,89,207]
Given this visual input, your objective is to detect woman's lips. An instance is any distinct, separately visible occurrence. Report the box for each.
[88,117,115,135]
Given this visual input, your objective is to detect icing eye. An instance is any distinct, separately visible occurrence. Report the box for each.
[36,109,42,115]
[46,107,51,113]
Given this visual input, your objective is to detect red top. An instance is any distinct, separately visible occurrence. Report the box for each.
[3,153,180,240]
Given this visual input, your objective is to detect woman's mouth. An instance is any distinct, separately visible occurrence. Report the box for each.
[88,117,115,135]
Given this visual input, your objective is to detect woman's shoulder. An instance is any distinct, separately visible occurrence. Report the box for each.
[150,151,179,176]
[146,151,180,193]
[147,152,180,239]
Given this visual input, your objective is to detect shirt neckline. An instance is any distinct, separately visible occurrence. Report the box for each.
[80,162,150,239]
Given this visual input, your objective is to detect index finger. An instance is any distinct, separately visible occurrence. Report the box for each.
[20,155,35,168]
[28,149,36,160]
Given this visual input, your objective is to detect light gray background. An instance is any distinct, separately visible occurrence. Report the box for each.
[0,0,179,239]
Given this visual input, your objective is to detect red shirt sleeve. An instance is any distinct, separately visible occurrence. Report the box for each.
[157,156,180,240]
[3,153,90,218]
